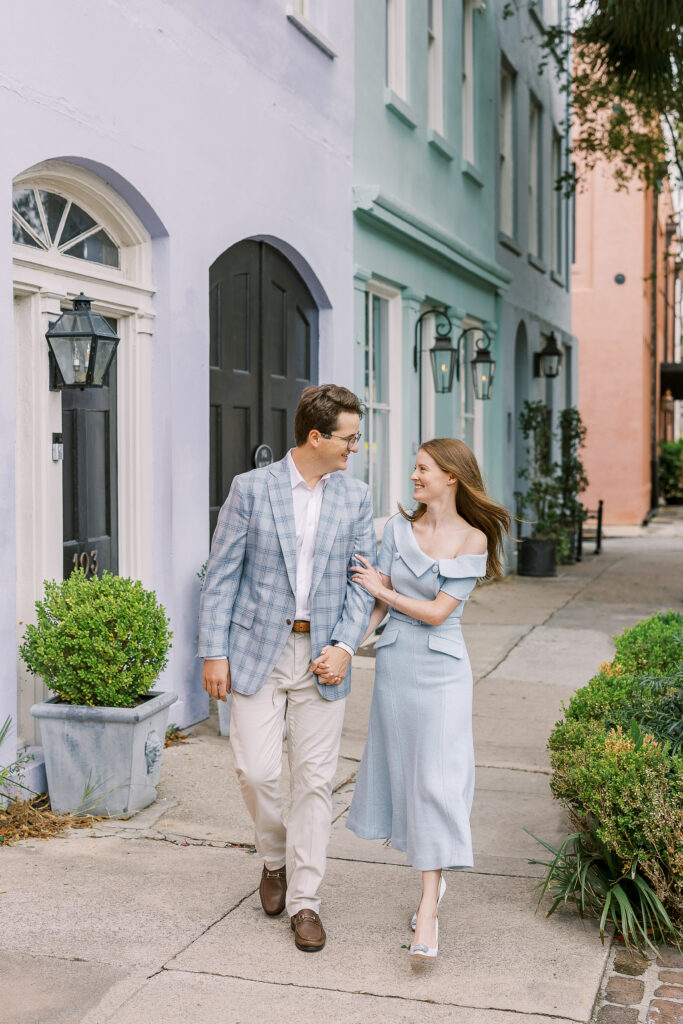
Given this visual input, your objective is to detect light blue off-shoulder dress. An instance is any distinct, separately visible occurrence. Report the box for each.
[346,514,486,871]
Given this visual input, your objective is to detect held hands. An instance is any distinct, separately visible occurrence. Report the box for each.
[203,658,231,702]
[310,645,351,686]
[350,554,386,599]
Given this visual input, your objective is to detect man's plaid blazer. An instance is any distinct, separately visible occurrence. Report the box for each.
[198,455,376,700]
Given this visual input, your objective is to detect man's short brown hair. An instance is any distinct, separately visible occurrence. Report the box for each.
[294,384,364,446]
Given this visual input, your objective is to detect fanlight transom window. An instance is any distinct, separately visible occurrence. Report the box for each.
[12,187,119,268]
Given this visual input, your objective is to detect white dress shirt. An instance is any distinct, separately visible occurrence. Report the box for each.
[287,451,354,657]
[206,453,354,659]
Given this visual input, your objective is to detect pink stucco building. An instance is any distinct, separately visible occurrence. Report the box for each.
[573,164,678,525]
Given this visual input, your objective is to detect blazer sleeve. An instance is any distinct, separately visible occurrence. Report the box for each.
[330,486,377,653]
[197,475,251,659]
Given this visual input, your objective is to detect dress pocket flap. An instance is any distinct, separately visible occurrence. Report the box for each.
[428,634,464,658]
[232,605,256,629]
[373,628,399,649]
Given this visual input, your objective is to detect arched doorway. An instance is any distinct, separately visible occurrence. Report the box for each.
[209,240,319,536]
[12,160,156,747]
[514,321,530,499]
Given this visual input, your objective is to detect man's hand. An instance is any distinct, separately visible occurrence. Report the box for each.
[310,645,351,686]
[203,658,231,702]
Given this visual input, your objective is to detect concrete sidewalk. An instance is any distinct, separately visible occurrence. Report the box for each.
[3,515,682,1024]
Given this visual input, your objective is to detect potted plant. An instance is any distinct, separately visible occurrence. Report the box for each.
[515,400,567,577]
[21,570,175,816]
[659,439,683,505]
[557,408,589,564]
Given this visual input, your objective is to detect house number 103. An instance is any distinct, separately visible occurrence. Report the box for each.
[72,550,99,576]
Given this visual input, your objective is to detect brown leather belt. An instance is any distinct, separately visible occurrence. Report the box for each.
[292,620,311,633]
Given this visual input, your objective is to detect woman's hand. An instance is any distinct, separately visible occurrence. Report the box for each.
[351,554,386,599]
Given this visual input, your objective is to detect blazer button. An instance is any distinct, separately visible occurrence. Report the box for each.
[286,618,292,625]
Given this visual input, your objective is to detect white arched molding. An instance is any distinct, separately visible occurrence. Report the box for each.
[12,161,155,746]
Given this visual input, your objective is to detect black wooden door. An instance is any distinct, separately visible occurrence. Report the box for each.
[62,354,118,579]
[209,241,318,537]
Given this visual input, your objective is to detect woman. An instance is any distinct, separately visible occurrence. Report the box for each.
[340,439,509,960]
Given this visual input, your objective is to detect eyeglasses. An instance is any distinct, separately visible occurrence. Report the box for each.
[319,431,362,450]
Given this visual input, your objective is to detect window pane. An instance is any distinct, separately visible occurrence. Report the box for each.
[63,229,119,267]
[371,409,390,516]
[39,190,68,243]
[60,202,97,246]
[372,294,389,403]
[12,216,43,248]
[12,188,47,243]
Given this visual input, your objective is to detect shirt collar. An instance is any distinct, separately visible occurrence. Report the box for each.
[287,450,330,491]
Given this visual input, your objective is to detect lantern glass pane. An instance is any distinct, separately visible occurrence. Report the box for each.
[49,337,91,386]
[471,355,495,400]
[92,338,117,385]
[541,353,560,378]
[429,344,456,393]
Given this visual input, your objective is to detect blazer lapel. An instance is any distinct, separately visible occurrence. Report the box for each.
[268,458,297,595]
[310,473,342,599]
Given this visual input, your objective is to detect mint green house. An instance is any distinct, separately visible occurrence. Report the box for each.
[353,0,512,526]
[353,0,575,534]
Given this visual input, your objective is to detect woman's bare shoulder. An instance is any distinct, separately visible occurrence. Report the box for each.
[457,527,487,556]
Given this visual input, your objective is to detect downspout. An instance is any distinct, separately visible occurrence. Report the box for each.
[648,185,659,516]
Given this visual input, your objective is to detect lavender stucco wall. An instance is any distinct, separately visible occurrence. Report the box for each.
[0,0,355,736]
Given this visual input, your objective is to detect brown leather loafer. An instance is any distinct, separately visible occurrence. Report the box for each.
[259,864,286,916]
[290,909,326,952]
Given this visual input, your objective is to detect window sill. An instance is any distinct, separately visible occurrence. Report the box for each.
[461,160,484,187]
[286,9,337,58]
[427,129,455,161]
[498,230,521,255]
[550,269,565,288]
[384,89,417,129]
[527,252,547,274]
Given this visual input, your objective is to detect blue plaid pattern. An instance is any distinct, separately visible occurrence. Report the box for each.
[198,456,376,701]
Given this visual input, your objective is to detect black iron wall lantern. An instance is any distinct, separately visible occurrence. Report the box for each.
[46,293,119,389]
[533,332,563,379]
[466,329,496,401]
[414,307,457,441]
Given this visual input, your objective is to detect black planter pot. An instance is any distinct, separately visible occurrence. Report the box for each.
[518,537,557,577]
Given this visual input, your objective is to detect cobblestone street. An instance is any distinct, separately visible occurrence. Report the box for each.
[3,511,683,1024]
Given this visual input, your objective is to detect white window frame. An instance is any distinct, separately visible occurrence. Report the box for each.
[460,319,484,466]
[386,0,407,98]
[461,0,484,164]
[364,281,402,528]
[427,0,444,134]
[551,130,562,274]
[499,64,516,238]
[420,308,438,441]
[528,97,542,258]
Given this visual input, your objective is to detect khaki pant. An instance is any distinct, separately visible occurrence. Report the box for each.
[229,633,346,917]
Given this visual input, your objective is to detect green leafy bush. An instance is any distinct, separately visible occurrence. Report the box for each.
[533,611,683,949]
[659,439,683,503]
[19,570,172,708]
[612,612,683,677]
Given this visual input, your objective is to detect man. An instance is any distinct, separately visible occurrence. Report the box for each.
[199,384,375,952]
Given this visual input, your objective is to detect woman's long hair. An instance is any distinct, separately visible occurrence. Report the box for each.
[399,438,512,580]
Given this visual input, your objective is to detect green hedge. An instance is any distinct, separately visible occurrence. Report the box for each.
[547,611,683,936]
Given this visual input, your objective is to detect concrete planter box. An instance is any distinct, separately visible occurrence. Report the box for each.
[30,690,177,816]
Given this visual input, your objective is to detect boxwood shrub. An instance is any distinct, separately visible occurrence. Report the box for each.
[543,610,683,940]
[19,570,172,708]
